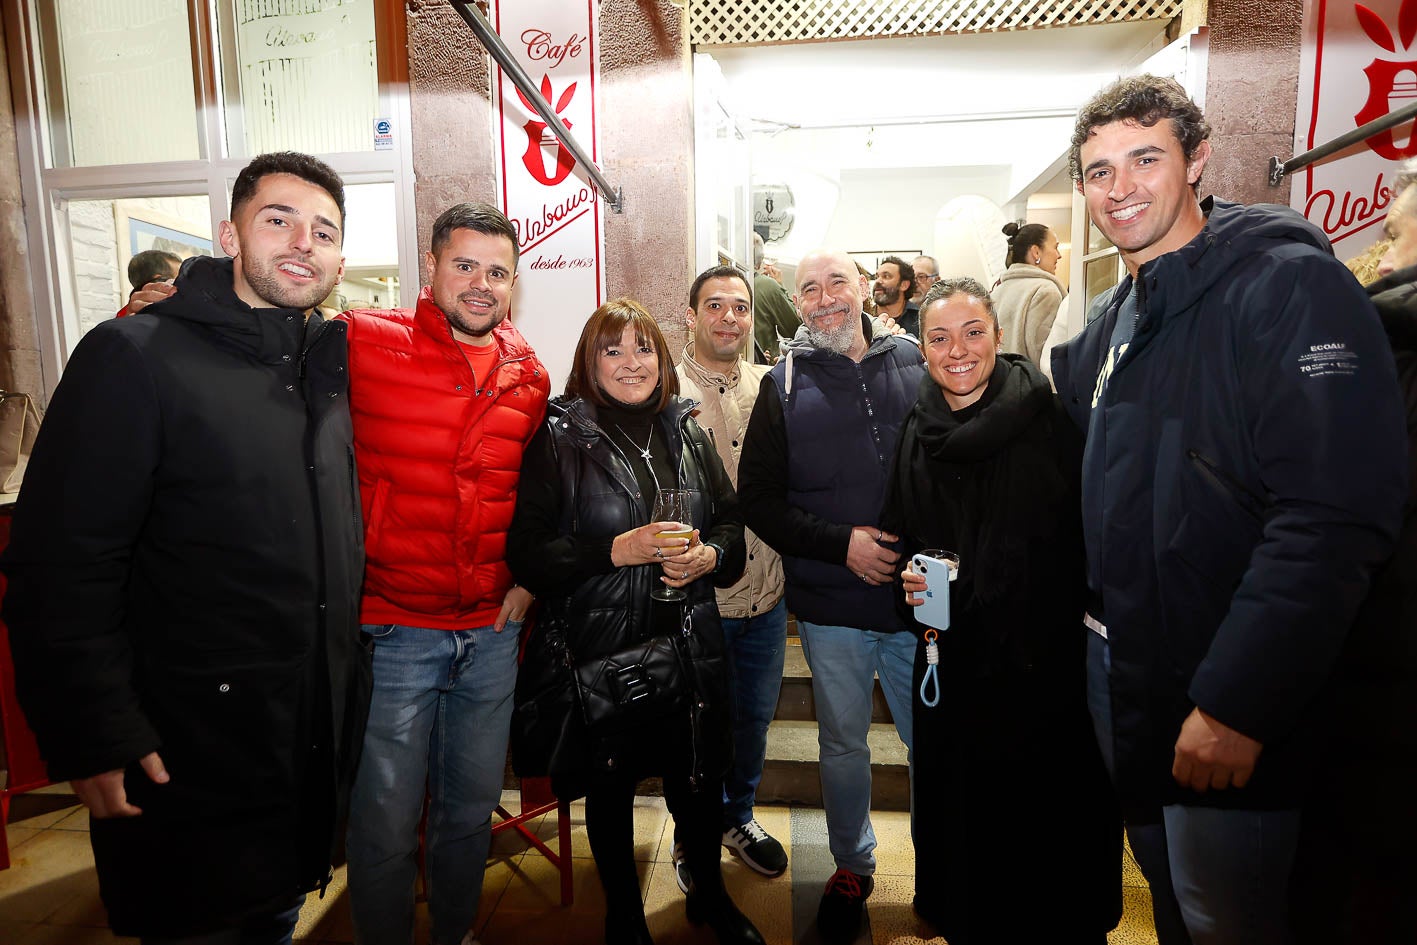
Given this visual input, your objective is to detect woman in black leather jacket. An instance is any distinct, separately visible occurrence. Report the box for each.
[508,298,758,945]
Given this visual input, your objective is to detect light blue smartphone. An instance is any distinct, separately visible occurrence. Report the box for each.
[911,549,959,630]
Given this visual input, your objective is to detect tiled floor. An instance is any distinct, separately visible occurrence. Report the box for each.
[0,785,1158,944]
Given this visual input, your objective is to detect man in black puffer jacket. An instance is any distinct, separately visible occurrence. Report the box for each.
[3,152,371,942]
[1053,77,1406,945]
[1289,162,1417,945]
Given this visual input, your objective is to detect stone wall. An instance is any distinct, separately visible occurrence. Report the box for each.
[404,0,694,355]
[0,13,42,401]
[1202,0,1304,206]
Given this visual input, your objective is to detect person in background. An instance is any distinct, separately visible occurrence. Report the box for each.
[884,277,1119,944]
[991,222,1065,365]
[674,266,790,882]
[4,151,368,944]
[509,299,760,945]
[1053,75,1405,945]
[872,255,919,338]
[341,202,550,945]
[752,231,801,363]
[1287,158,1417,945]
[116,249,181,317]
[910,255,939,304]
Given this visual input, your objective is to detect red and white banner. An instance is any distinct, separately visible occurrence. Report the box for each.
[1293,0,1417,254]
[492,0,605,390]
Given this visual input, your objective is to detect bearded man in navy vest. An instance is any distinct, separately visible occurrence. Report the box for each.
[739,248,924,945]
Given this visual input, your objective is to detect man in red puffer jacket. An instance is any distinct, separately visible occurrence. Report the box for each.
[341,203,549,945]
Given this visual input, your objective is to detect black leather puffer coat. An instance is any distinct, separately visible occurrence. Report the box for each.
[507,395,745,790]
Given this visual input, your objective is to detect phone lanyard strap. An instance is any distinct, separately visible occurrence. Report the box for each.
[919,628,941,708]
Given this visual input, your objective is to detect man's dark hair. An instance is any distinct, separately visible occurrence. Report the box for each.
[430,202,521,271]
[689,265,751,310]
[920,275,999,332]
[1069,75,1211,191]
[1002,222,1052,267]
[230,152,347,237]
[878,255,915,297]
[127,250,181,291]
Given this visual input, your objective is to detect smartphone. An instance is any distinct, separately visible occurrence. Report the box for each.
[911,549,959,630]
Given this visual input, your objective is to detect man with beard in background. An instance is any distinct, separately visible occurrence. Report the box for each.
[872,255,920,339]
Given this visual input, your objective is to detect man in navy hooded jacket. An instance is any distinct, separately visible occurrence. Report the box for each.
[1052,76,1406,945]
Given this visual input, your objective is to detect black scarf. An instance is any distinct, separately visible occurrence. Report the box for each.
[893,354,1063,608]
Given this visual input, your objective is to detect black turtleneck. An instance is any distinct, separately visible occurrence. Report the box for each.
[598,394,678,506]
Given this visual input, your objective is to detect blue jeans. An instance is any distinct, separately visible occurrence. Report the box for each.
[1086,632,1299,945]
[347,622,521,945]
[796,621,915,875]
[720,598,789,828]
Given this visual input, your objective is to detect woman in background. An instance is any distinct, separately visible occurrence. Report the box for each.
[991,222,1066,366]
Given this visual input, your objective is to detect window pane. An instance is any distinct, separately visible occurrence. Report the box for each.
[225,0,379,156]
[1087,216,1114,255]
[46,1,200,166]
[1084,252,1121,319]
[63,196,212,337]
[329,182,399,312]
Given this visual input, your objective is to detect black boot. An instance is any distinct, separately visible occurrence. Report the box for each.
[604,903,654,945]
[684,887,765,945]
[683,826,765,945]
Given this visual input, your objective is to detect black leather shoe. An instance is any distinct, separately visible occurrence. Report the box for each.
[685,890,766,945]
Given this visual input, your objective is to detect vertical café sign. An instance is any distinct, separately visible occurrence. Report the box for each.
[1293,0,1417,253]
[492,0,605,389]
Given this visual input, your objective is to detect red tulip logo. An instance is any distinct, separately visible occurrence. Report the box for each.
[1354,0,1417,158]
[517,75,578,186]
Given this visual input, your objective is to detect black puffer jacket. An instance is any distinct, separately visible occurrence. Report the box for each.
[507,395,744,787]
[2,256,370,937]
[1291,262,1417,943]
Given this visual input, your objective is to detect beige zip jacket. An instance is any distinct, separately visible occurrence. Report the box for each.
[676,342,786,620]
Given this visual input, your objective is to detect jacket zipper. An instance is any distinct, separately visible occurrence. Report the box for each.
[1186,449,1267,522]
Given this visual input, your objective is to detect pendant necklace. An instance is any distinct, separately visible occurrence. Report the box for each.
[614,423,654,463]
[613,423,663,494]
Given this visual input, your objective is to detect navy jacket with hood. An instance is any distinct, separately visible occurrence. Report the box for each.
[1052,198,1407,815]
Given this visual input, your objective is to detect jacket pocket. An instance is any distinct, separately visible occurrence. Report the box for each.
[364,477,391,559]
[1166,451,1267,602]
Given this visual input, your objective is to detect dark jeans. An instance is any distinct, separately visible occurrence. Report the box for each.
[1086,631,1299,945]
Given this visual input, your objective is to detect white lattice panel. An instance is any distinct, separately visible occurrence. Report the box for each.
[690,0,1186,46]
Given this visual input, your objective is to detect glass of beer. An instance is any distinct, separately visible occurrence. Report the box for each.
[651,488,693,602]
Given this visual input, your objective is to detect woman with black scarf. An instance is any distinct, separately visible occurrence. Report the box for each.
[508,299,761,945]
[882,277,1120,944]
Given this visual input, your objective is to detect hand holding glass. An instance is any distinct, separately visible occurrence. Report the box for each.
[651,489,693,601]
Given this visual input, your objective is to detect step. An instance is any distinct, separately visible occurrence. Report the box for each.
[774,639,896,724]
[755,719,910,811]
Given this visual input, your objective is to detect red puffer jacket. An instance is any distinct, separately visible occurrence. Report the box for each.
[341,290,550,629]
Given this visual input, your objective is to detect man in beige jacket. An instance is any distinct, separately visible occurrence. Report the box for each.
[675,264,790,882]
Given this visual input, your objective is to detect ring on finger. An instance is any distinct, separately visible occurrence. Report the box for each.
[654,547,664,559]
[874,530,883,542]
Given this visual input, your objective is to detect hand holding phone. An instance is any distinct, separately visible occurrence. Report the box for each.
[909,549,959,630]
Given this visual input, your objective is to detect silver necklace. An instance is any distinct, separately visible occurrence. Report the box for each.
[614,423,653,463]
[612,423,663,495]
